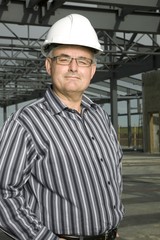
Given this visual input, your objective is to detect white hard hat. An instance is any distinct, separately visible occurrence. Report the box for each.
[41,13,103,56]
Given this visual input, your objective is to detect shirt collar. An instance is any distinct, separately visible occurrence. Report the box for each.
[81,94,97,110]
[44,85,97,115]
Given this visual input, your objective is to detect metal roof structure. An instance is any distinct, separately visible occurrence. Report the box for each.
[0,0,160,111]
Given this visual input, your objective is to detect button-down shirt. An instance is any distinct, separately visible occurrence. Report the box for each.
[0,87,124,240]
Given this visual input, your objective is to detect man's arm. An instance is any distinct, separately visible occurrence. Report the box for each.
[0,118,57,240]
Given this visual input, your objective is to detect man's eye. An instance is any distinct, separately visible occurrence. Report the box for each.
[59,57,69,62]
[78,59,88,65]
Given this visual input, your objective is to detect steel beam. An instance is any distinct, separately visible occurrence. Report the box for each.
[0,3,159,33]
[25,0,42,8]
[40,0,67,23]
[67,0,160,9]
[0,0,9,6]
[93,54,160,83]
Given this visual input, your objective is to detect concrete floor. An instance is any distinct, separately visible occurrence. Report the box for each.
[118,152,160,240]
[0,152,160,240]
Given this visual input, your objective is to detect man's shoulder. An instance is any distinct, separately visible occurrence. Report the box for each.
[8,97,45,124]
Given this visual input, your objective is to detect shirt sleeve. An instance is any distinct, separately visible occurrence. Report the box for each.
[0,117,57,240]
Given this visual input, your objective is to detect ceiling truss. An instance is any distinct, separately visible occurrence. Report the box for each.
[0,0,160,107]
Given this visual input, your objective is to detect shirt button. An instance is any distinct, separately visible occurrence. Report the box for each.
[91,136,95,140]
[108,181,111,185]
[113,205,116,209]
[100,158,103,161]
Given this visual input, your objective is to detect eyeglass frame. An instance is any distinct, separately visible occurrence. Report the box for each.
[49,54,96,67]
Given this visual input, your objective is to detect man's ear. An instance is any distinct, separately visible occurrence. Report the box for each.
[90,63,96,80]
[45,58,52,76]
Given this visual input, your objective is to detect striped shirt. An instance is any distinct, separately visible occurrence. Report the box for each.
[0,87,124,240]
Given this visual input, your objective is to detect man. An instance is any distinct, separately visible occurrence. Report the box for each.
[0,14,124,240]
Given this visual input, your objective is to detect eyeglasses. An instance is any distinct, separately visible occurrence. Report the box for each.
[50,55,94,67]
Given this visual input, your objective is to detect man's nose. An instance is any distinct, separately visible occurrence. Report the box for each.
[68,58,78,71]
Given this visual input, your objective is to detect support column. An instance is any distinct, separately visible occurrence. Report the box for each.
[127,99,132,147]
[110,77,118,134]
[3,106,7,122]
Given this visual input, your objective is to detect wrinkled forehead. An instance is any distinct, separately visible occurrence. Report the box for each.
[49,44,96,57]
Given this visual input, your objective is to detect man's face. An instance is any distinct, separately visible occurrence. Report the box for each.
[45,45,96,97]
